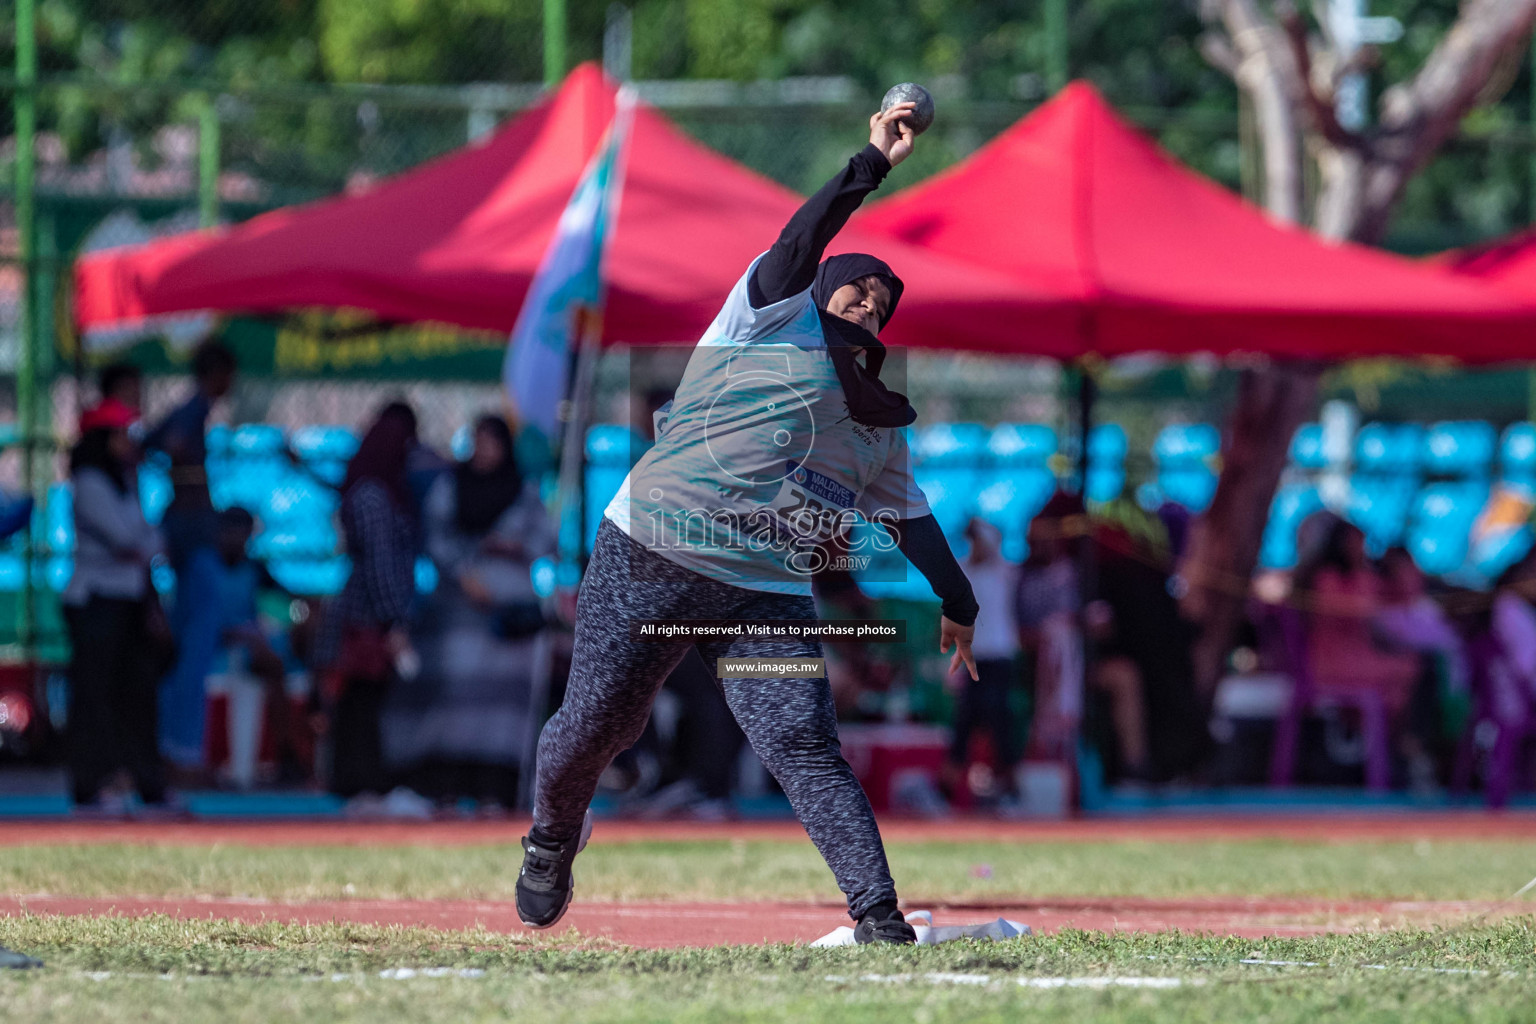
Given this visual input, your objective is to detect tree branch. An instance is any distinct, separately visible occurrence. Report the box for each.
[1196,0,1305,222]
[1276,1,1362,151]
[1199,31,1241,77]
[1378,0,1536,157]
[1353,0,1536,241]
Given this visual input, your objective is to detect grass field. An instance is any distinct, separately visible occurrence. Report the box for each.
[3,827,1535,1022]
[2,836,1533,902]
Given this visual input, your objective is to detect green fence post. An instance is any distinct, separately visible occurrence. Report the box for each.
[1045,0,1069,93]
[199,93,221,228]
[545,0,568,88]
[13,0,38,657]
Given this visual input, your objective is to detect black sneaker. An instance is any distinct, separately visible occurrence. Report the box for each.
[854,903,918,945]
[516,810,593,929]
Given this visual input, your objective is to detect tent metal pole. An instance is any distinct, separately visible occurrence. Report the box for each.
[1073,359,1097,805]
[544,0,568,88]
[199,93,221,228]
[1045,0,1069,93]
[14,0,38,656]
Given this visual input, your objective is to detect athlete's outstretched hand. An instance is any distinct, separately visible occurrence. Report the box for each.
[870,103,916,168]
[939,615,978,682]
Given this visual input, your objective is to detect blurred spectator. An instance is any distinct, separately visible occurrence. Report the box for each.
[1296,520,1419,716]
[64,399,168,811]
[1376,547,1465,684]
[1014,492,1088,762]
[98,362,143,413]
[1092,500,1206,782]
[1377,546,1469,785]
[315,401,422,803]
[208,508,306,789]
[146,339,238,776]
[385,414,555,809]
[1486,553,1536,729]
[943,518,1021,802]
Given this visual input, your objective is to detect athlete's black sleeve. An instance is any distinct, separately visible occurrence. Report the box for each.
[881,514,979,627]
[748,144,892,308]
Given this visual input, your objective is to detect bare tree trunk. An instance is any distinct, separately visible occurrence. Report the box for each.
[1183,1,1313,700]
[1181,364,1322,696]
[1246,55,1305,221]
[1313,146,1366,241]
[1185,0,1536,706]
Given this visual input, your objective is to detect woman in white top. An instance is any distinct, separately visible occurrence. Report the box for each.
[65,398,167,809]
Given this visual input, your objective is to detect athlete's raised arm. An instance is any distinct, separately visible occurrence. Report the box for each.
[748,102,918,309]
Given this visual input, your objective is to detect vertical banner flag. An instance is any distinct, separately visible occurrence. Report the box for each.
[503,87,635,440]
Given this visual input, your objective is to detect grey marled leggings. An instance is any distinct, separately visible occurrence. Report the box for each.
[533,517,897,918]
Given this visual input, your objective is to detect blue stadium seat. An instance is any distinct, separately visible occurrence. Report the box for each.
[138,462,173,526]
[205,424,234,458]
[914,423,989,467]
[262,474,338,525]
[1087,466,1125,504]
[1075,424,1127,503]
[1423,421,1496,477]
[1289,424,1325,470]
[46,483,72,553]
[1345,475,1417,554]
[1155,422,1220,463]
[1354,422,1424,474]
[987,423,1057,466]
[1156,465,1218,513]
[583,424,647,552]
[1501,422,1536,483]
[1088,423,1129,465]
[268,558,349,596]
[1259,484,1324,570]
[1153,423,1220,513]
[587,424,645,466]
[974,469,1056,561]
[1407,480,1491,575]
[290,425,358,462]
[913,423,988,540]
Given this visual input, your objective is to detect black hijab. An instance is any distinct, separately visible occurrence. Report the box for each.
[343,401,419,514]
[455,415,524,536]
[811,254,916,429]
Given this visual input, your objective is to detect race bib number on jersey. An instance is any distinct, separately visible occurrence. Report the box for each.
[766,461,860,546]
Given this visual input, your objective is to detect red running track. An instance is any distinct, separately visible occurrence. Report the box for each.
[0,894,1519,947]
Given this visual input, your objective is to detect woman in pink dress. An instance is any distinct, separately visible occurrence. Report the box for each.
[1297,519,1419,715]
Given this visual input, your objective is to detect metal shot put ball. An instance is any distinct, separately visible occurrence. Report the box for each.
[881,82,935,135]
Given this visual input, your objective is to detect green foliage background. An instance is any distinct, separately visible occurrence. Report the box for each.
[3,0,1534,248]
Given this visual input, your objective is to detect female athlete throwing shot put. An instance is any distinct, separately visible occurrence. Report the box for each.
[518,100,980,944]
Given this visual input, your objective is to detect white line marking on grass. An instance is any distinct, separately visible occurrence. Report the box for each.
[824,974,1195,989]
[377,968,486,979]
[75,968,490,983]
[1020,977,1194,989]
[1147,954,1524,978]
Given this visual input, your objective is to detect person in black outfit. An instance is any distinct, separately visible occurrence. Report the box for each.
[516,100,979,945]
[64,400,168,811]
[314,403,421,799]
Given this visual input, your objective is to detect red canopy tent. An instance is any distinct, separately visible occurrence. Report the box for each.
[73,64,1064,354]
[856,81,1536,362]
[1440,228,1536,293]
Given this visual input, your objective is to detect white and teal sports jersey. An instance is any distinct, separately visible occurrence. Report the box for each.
[604,254,931,595]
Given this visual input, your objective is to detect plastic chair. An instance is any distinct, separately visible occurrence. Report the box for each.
[1265,603,1392,792]
[1424,421,1496,477]
[1453,632,1536,808]
[1152,423,1220,513]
